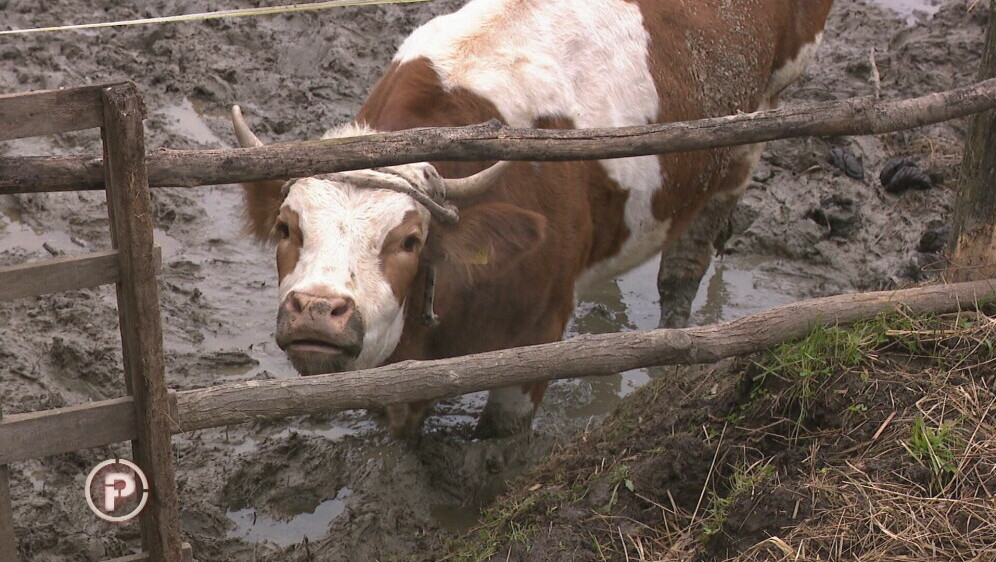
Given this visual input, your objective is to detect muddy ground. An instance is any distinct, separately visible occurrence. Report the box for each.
[0,0,987,560]
[447,307,996,561]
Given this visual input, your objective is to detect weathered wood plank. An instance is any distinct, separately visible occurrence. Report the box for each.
[0,393,178,466]
[102,82,183,561]
[0,397,135,465]
[0,248,162,302]
[0,85,106,141]
[1,77,996,194]
[0,404,18,562]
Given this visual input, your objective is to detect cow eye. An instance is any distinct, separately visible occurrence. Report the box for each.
[401,235,420,252]
[275,221,290,240]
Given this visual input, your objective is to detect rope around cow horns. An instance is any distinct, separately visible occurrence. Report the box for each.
[317,169,461,225]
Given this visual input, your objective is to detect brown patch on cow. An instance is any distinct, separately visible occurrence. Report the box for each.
[630,0,833,237]
[771,2,836,79]
[358,58,505,134]
[240,179,286,243]
[275,207,302,284]
[430,202,546,283]
[378,210,425,304]
[533,115,632,270]
[361,60,633,273]
[361,58,627,378]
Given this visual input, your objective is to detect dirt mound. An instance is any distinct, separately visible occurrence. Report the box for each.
[442,304,996,561]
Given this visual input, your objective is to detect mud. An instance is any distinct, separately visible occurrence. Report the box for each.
[447,307,996,561]
[0,0,985,560]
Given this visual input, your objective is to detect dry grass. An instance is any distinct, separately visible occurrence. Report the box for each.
[441,308,996,562]
[732,309,996,562]
[604,309,996,562]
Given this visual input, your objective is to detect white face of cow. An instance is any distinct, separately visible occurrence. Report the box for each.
[230,107,514,377]
[272,169,432,376]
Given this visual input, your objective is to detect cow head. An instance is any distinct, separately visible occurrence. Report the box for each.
[232,107,545,376]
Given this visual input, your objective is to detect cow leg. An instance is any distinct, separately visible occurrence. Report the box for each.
[476,381,549,438]
[657,194,738,328]
[658,144,763,328]
[386,400,434,441]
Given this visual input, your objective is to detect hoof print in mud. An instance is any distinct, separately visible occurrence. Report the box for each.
[806,194,860,239]
[879,157,933,193]
[827,146,864,180]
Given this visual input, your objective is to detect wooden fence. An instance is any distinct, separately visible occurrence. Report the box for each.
[0,83,191,561]
[0,80,995,561]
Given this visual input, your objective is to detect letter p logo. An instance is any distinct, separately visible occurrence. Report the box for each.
[85,459,149,523]
[104,472,137,511]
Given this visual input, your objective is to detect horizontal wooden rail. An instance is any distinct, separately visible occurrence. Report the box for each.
[1,78,994,194]
[1,397,138,464]
[0,84,113,141]
[0,392,178,465]
[0,279,991,464]
[0,247,162,302]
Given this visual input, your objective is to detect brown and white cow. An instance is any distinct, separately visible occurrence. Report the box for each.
[233,0,834,439]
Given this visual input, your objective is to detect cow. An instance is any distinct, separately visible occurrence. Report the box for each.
[232,0,835,439]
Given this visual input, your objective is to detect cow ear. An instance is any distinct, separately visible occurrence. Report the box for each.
[240,180,286,244]
[434,202,547,273]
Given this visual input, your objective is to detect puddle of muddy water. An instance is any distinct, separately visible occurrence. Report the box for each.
[559,252,805,420]
[231,418,378,456]
[1,204,87,256]
[1,201,181,260]
[182,186,297,378]
[158,98,227,147]
[227,487,353,547]
[869,0,942,23]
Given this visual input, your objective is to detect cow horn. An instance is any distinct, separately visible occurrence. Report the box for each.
[231,105,264,148]
[440,161,513,199]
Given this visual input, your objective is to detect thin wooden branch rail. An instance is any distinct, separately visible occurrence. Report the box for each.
[2,78,995,194]
[0,278,991,465]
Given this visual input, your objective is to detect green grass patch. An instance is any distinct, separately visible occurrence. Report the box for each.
[903,415,963,494]
[702,460,775,540]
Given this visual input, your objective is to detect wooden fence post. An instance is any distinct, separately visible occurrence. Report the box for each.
[946,0,996,281]
[0,405,17,560]
[101,83,183,561]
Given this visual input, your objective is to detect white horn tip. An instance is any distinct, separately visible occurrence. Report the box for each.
[231,104,264,148]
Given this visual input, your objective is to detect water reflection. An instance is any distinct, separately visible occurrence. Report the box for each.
[227,487,353,547]
[561,252,810,421]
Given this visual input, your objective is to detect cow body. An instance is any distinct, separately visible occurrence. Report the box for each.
[237,0,834,438]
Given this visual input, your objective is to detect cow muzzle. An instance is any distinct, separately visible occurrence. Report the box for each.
[275,290,365,375]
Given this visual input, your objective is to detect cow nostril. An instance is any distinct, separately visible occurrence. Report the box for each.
[287,292,304,314]
[330,302,351,317]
